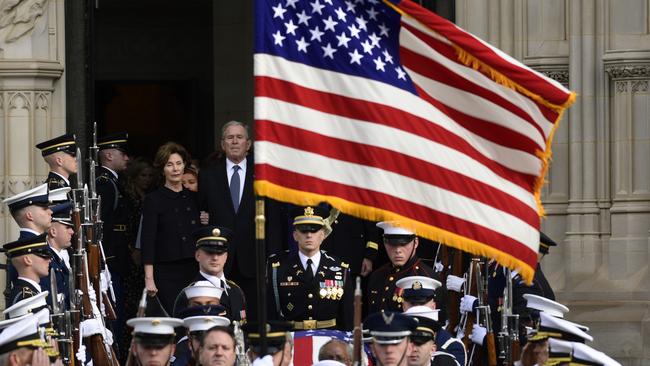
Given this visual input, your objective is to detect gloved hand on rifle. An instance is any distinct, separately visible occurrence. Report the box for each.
[470,324,487,346]
[80,318,114,345]
[446,274,465,292]
[459,294,478,313]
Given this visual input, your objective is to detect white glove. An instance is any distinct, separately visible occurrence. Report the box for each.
[80,319,114,345]
[446,275,465,292]
[76,344,87,363]
[100,270,110,293]
[86,285,97,303]
[460,295,477,313]
[434,261,444,273]
[470,325,487,346]
[456,327,465,340]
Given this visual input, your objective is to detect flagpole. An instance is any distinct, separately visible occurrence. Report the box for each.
[255,198,268,355]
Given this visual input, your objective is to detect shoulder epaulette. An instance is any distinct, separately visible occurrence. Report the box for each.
[366,241,379,250]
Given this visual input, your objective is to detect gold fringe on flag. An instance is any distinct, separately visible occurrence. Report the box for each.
[255,180,537,284]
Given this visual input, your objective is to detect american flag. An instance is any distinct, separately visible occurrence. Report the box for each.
[290,330,371,366]
[253,0,575,282]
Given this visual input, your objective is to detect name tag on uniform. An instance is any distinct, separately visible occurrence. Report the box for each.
[280,282,299,287]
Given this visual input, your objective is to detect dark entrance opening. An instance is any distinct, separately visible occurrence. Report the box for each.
[93,0,214,161]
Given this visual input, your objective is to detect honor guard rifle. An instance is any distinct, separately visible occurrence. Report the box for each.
[352,276,363,366]
[71,141,119,366]
[50,267,75,365]
[497,268,520,366]
[472,258,497,366]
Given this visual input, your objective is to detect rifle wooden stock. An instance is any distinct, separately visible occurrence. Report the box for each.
[86,226,117,321]
[485,332,497,366]
[125,289,148,366]
[352,277,363,366]
[445,248,463,334]
[510,338,521,366]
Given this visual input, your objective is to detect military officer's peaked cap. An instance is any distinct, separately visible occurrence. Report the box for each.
[97,132,129,152]
[3,184,50,212]
[193,226,232,253]
[183,315,230,335]
[523,294,569,318]
[572,342,621,366]
[0,314,47,355]
[408,315,439,342]
[243,321,293,354]
[127,317,183,347]
[2,233,50,259]
[396,276,441,300]
[3,291,49,319]
[184,281,224,300]
[48,187,71,204]
[51,201,73,227]
[313,361,347,366]
[539,232,558,255]
[403,305,440,322]
[529,312,593,343]
[35,133,76,157]
[293,206,326,232]
[377,221,416,245]
[524,294,589,332]
[547,338,573,364]
[365,311,417,344]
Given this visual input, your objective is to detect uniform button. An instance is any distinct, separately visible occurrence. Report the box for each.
[181,236,186,241]
[384,286,389,291]
[308,305,313,310]
[288,293,291,297]
[187,207,191,211]
[388,276,394,281]
[415,266,419,270]
[308,293,313,299]
[309,317,313,320]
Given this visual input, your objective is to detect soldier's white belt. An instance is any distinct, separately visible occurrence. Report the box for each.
[292,319,336,330]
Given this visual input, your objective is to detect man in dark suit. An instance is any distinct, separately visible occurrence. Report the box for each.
[198,121,284,321]
[35,133,78,190]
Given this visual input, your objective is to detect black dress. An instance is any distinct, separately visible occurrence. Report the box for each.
[141,186,200,314]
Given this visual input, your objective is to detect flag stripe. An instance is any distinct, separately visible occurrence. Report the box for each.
[256,75,540,190]
[255,140,539,248]
[255,164,538,264]
[396,0,572,107]
[255,55,542,176]
[398,18,561,128]
[255,87,539,203]
[400,24,557,140]
[257,119,540,224]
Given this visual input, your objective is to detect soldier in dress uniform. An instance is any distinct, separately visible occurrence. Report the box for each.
[127,317,184,366]
[365,311,418,366]
[2,184,69,307]
[403,309,460,366]
[35,133,77,190]
[366,222,447,320]
[40,202,73,308]
[0,310,52,365]
[171,305,230,366]
[96,132,131,340]
[3,234,52,306]
[242,321,293,366]
[267,206,353,331]
[191,226,247,323]
[397,277,465,366]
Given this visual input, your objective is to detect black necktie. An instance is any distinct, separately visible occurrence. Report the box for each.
[230,165,241,212]
[306,259,314,282]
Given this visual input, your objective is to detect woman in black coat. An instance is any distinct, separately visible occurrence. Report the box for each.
[141,142,200,313]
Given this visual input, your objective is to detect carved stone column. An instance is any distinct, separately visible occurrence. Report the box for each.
[0,0,65,304]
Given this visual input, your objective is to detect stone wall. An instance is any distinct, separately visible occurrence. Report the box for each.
[456,1,650,364]
[0,0,65,290]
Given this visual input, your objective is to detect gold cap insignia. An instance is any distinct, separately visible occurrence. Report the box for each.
[151,319,161,325]
[212,228,221,236]
[412,281,422,290]
[304,207,315,216]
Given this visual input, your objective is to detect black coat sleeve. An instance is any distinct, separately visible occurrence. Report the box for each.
[338,266,355,330]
